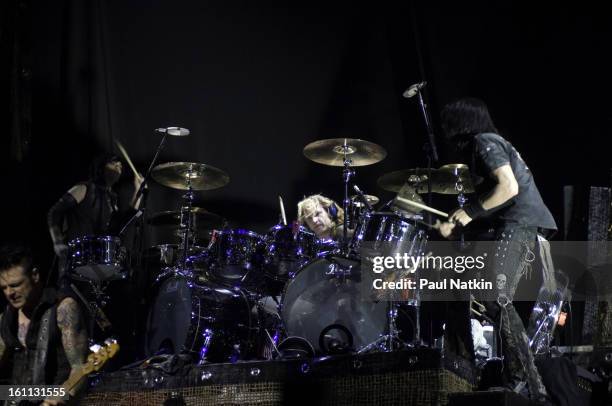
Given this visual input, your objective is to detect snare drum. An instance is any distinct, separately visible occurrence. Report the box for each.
[67,235,126,282]
[350,211,428,257]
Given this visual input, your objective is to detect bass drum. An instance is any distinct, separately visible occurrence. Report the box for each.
[145,272,257,363]
[281,256,387,354]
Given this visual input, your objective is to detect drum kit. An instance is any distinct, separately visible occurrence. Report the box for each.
[61,132,477,364]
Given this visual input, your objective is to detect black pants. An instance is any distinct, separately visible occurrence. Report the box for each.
[482,224,548,398]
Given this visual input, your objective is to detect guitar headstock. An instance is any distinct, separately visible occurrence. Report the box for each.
[81,338,120,375]
[103,338,120,359]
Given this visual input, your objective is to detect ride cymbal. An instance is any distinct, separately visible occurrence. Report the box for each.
[377,165,475,194]
[303,138,387,167]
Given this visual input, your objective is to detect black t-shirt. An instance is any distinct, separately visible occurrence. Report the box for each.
[467,133,557,232]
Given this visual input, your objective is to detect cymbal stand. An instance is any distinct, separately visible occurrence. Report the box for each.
[178,166,196,269]
[339,141,355,255]
[451,167,468,248]
[358,301,408,354]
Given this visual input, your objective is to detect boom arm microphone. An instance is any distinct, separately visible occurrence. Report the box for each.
[402,81,427,98]
[155,127,190,136]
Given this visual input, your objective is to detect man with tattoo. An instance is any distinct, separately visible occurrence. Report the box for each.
[0,245,88,405]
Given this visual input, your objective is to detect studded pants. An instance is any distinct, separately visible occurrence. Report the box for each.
[482,224,548,399]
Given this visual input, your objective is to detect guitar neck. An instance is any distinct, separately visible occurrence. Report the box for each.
[63,365,86,394]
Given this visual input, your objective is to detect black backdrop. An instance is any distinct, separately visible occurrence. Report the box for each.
[1,1,611,269]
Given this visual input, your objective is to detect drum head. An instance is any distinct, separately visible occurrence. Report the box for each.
[281,257,387,354]
[146,273,256,361]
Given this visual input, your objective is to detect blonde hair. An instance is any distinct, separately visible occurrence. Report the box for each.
[297,194,344,232]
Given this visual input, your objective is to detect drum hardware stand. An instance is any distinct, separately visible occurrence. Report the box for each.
[178,168,196,269]
[357,300,409,354]
[340,142,355,255]
[70,282,112,343]
[357,257,426,354]
[453,168,468,249]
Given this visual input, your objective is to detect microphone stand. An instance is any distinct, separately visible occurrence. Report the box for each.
[119,130,169,237]
[413,88,439,347]
[413,88,438,228]
[136,130,170,203]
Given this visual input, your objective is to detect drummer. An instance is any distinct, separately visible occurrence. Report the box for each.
[47,153,143,279]
[297,194,346,242]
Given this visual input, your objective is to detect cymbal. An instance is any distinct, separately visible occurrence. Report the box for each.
[350,194,380,206]
[151,162,229,191]
[392,184,424,214]
[303,138,387,167]
[439,163,469,173]
[377,165,475,194]
[147,207,225,229]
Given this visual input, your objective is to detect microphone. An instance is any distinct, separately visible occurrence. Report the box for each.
[402,81,427,98]
[353,185,373,211]
[155,127,190,136]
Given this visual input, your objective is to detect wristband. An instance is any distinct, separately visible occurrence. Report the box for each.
[462,200,486,219]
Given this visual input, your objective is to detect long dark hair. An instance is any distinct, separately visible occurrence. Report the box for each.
[89,153,120,184]
[440,98,498,139]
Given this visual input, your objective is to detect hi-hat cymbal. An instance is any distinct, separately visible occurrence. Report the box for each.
[151,162,229,191]
[147,207,225,229]
[303,138,387,167]
[377,165,475,194]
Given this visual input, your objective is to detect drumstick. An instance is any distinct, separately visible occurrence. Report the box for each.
[395,196,448,218]
[114,140,143,180]
[279,196,287,226]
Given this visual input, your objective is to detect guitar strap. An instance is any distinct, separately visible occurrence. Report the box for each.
[31,306,55,385]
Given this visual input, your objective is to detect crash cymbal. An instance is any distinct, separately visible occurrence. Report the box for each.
[303,138,387,167]
[377,168,434,193]
[377,166,475,194]
[148,207,225,229]
[151,162,229,191]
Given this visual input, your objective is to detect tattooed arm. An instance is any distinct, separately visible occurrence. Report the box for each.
[46,297,88,404]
